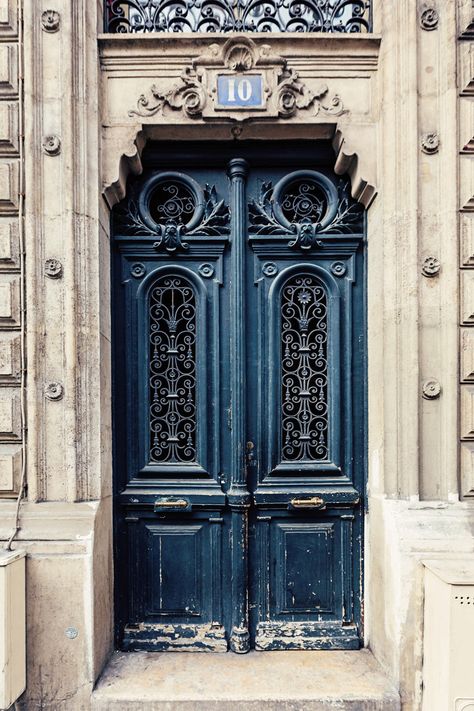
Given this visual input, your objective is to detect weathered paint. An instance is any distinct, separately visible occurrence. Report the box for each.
[112,141,366,652]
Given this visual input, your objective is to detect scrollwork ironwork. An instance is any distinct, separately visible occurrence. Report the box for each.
[186,184,231,236]
[280,178,327,224]
[150,180,196,225]
[248,176,363,244]
[327,179,364,233]
[105,0,372,34]
[113,179,230,248]
[149,276,197,464]
[248,181,288,235]
[281,275,328,462]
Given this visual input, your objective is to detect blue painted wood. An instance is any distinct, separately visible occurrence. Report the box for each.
[227,158,251,653]
[112,141,366,653]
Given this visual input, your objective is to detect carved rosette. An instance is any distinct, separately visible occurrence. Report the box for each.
[421,132,440,154]
[41,9,60,33]
[42,134,61,156]
[420,7,439,30]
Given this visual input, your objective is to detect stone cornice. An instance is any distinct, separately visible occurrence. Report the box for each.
[99,33,381,72]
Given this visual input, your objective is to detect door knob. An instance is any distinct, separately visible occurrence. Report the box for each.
[289,496,326,510]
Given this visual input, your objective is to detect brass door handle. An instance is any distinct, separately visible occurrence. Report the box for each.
[289,496,326,510]
[154,498,190,512]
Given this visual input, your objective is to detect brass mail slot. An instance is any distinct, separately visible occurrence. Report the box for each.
[289,496,326,510]
[154,498,190,512]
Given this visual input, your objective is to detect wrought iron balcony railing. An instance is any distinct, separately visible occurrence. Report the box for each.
[104,0,372,34]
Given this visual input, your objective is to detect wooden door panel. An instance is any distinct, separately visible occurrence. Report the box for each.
[145,523,203,617]
[273,520,335,615]
[122,513,227,651]
[251,509,360,649]
[112,142,366,653]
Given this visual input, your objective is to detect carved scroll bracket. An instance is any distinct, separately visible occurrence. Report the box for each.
[129,36,347,123]
[129,66,207,120]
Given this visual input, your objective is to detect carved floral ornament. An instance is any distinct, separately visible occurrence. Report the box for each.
[129,37,347,122]
[41,9,60,33]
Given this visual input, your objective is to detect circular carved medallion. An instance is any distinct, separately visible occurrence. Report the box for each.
[42,135,61,156]
[45,382,64,401]
[139,172,205,233]
[420,7,439,30]
[42,9,60,32]
[198,263,215,278]
[272,171,339,231]
[45,258,63,279]
[422,255,441,277]
[422,379,441,400]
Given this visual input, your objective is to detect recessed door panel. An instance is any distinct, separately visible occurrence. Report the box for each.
[274,521,335,615]
[146,523,203,617]
[250,509,358,650]
[112,141,366,653]
[122,513,226,651]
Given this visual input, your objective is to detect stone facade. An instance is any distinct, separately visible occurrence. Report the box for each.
[0,0,472,709]
[0,0,24,501]
[460,0,474,499]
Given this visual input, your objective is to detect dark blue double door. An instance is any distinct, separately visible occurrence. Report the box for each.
[113,141,366,652]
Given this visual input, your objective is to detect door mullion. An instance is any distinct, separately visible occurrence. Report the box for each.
[227,158,251,653]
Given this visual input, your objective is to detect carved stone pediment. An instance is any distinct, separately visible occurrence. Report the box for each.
[129,36,347,122]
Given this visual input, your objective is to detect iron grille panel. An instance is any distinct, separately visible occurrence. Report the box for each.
[279,177,328,225]
[281,274,328,462]
[104,0,372,34]
[149,275,197,463]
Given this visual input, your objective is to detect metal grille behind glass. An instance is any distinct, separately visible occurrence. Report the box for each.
[149,275,197,463]
[281,275,328,462]
[105,0,371,34]
[149,180,197,226]
[279,178,328,225]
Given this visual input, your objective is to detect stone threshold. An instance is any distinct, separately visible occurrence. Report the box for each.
[92,648,400,711]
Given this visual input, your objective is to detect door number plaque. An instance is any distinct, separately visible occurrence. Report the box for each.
[216,74,264,109]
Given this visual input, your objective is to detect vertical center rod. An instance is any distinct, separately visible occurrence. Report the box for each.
[227,157,251,653]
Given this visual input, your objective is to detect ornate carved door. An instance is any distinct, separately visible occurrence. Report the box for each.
[112,141,366,653]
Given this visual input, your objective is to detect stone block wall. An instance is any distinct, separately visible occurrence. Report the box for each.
[459,1,474,498]
[0,0,24,500]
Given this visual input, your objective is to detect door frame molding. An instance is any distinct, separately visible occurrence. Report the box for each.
[100,30,380,651]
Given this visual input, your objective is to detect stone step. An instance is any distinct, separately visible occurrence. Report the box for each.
[92,649,400,711]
